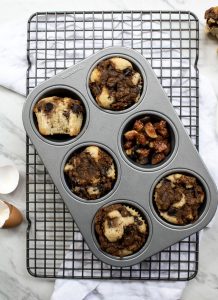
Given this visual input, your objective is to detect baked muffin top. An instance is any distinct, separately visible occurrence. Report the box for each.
[64,146,116,200]
[33,96,84,136]
[89,57,142,111]
[95,204,148,257]
[154,174,205,225]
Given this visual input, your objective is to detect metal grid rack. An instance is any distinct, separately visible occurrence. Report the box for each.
[26,11,199,280]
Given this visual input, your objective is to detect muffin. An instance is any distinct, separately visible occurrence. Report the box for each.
[205,6,218,39]
[94,204,148,257]
[33,96,84,136]
[154,173,205,225]
[123,116,171,165]
[64,146,116,200]
[89,57,142,110]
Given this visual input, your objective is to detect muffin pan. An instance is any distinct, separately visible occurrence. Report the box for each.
[23,47,218,267]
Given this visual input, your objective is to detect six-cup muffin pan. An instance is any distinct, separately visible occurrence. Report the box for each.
[23,47,218,267]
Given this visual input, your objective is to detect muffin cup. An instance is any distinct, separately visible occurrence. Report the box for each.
[119,111,178,171]
[23,47,218,267]
[150,169,209,229]
[61,142,121,203]
[87,54,147,114]
[31,85,89,145]
[92,200,152,263]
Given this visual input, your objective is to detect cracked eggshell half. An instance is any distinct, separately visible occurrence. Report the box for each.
[0,165,19,194]
[0,200,23,228]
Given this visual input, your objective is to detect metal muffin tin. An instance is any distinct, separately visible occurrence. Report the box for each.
[23,47,218,267]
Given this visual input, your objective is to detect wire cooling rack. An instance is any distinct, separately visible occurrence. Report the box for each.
[26,11,199,280]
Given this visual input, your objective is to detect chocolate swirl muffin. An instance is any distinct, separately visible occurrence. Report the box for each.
[205,6,218,39]
[154,174,205,225]
[64,146,116,200]
[89,57,142,111]
[94,204,148,257]
[34,96,84,136]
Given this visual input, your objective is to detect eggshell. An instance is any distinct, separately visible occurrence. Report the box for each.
[0,200,23,228]
[0,200,10,228]
[0,165,19,194]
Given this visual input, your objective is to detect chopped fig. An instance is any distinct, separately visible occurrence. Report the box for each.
[153,140,168,153]
[136,148,150,157]
[136,133,148,145]
[154,120,169,137]
[151,153,165,165]
[123,141,133,150]
[133,119,144,131]
[124,130,138,140]
[123,116,171,165]
[144,122,157,138]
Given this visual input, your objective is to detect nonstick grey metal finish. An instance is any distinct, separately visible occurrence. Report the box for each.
[23,47,218,267]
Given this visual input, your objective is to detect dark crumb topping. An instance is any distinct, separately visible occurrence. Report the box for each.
[205,6,218,21]
[154,174,205,225]
[89,58,142,111]
[64,147,116,200]
[205,6,218,27]
[94,204,148,257]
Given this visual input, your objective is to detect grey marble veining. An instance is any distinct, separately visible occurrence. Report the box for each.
[0,270,39,300]
[0,0,218,300]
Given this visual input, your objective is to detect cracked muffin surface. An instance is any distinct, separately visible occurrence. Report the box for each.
[34,96,84,136]
[94,204,148,257]
[123,116,171,165]
[89,57,142,111]
[205,6,218,39]
[154,174,205,225]
[64,146,116,200]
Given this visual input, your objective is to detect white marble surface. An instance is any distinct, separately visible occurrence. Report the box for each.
[0,0,218,299]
